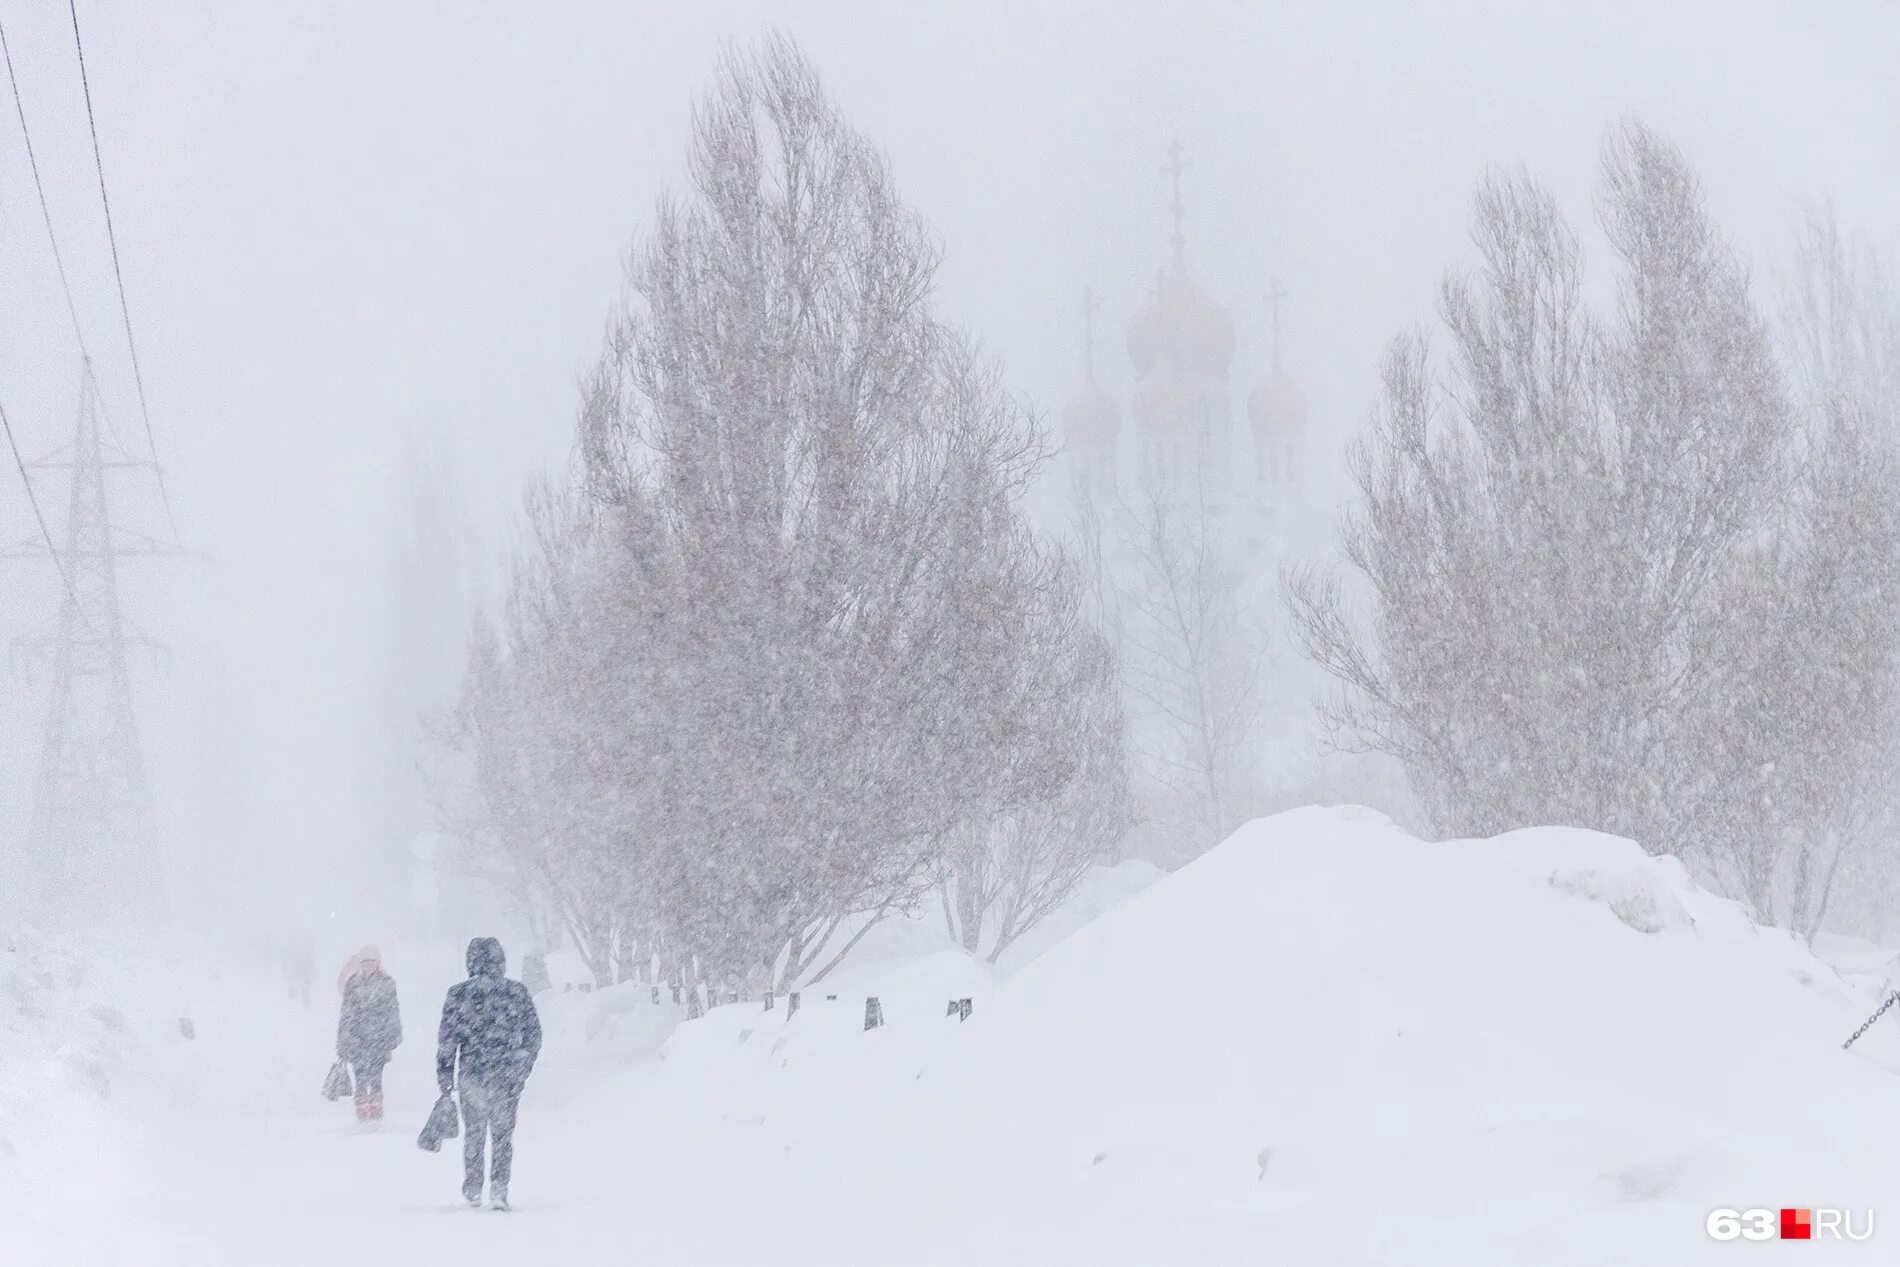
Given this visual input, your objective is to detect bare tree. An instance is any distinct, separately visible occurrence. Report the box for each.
[1758,208,1900,937]
[437,485,636,984]
[940,562,1136,961]
[1114,461,1267,862]
[444,38,1124,994]
[1780,207,1900,429]
[1290,122,1900,931]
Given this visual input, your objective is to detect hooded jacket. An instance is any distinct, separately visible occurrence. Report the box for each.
[436,937,542,1093]
[337,964,402,1062]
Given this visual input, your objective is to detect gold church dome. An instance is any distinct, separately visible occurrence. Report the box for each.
[1131,370,1195,433]
[1127,270,1235,379]
[1248,372,1308,430]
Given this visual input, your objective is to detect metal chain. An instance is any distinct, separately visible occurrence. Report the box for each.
[1842,992,1900,1051]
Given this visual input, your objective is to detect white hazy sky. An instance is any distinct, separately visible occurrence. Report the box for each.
[2,0,1896,932]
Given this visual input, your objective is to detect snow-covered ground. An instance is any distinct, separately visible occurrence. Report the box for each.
[7,806,1900,1264]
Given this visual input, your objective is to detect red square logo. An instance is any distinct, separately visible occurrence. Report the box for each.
[1781,1208,1812,1240]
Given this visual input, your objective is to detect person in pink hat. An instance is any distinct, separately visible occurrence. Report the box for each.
[335,947,402,1123]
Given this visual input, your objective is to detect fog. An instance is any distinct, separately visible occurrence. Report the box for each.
[4,0,1898,934]
[12,5,1900,1261]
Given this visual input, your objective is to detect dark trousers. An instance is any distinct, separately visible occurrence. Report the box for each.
[460,1082,522,1198]
[348,1056,387,1095]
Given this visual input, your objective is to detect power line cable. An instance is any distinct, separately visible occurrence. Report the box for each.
[1,396,83,611]
[2,16,133,455]
[65,0,181,545]
[0,15,90,361]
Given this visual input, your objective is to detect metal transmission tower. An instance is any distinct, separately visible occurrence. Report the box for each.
[5,365,179,931]
[0,4,188,935]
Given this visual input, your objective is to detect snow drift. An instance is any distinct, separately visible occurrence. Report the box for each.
[640,806,1900,1264]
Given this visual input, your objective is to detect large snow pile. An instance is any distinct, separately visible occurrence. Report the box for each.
[633,806,1900,1264]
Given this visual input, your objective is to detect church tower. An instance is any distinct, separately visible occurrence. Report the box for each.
[1247,276,1308,487]
[1126,140,1235,507]
[1055,139,1320,868]
[1061,287,1121,503]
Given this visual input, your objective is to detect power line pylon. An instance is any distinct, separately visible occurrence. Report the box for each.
[5,362,178,933]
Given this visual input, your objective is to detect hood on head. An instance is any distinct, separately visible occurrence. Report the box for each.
[467,937,505,979]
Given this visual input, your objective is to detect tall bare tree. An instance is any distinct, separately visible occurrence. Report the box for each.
[446,38,1125,991]
[1761,208,1900,936]
[1291,122,1900,931]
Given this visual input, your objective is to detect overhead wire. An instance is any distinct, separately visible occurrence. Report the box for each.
[3,15,131,457]
[65,0,181,545]
[1,396,84,613]
[0,12,111,627]
[0,15,84,615]
[0,15,89,361]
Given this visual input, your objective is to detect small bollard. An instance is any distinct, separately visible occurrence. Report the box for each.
[864,996,883,1031]
[787,992,801,1019]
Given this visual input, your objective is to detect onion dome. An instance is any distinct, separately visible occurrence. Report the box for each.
[1248,372,1308,432]
[1131,372,1195,434]
[1127,270,1235,379]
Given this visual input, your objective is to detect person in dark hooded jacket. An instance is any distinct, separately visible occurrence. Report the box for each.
[336,947,402,1123]
[437,937,542,1209]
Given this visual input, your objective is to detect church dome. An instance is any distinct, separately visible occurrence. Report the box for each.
[1062,376,1122,448]
[1248,372,1308,431]
[1127,270,1235,379]
[1131,370,1195,433]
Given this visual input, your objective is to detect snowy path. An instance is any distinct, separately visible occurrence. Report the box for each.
[13,963,954,1267]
